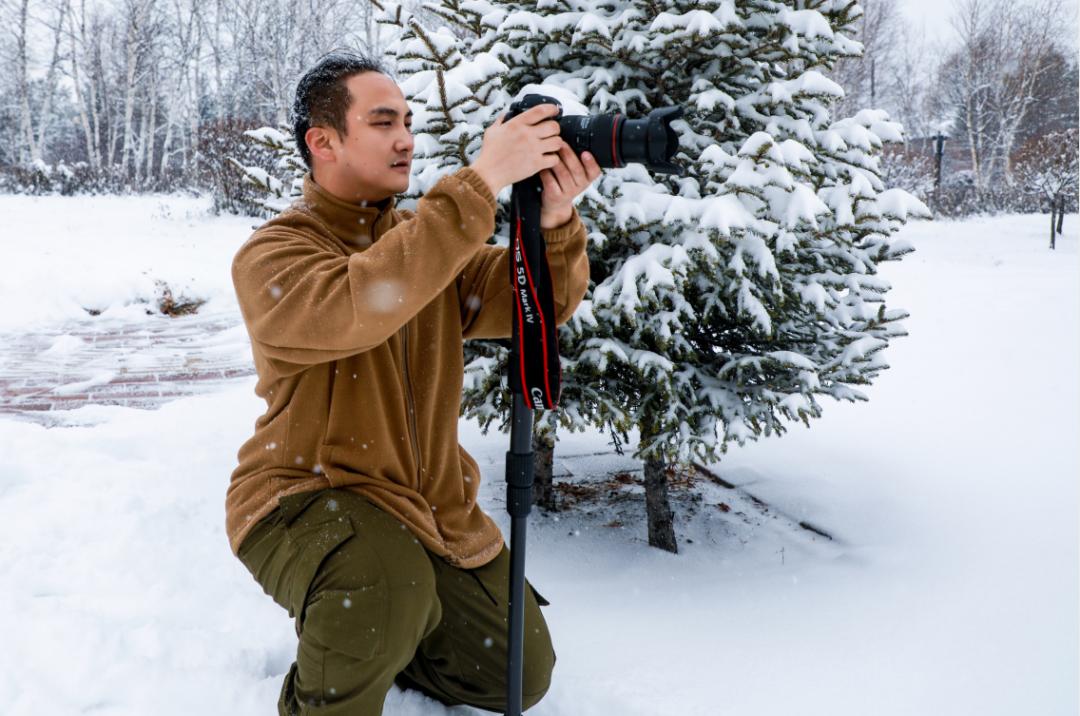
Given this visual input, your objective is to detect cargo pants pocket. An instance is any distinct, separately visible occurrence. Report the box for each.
[279,491,361,635]
[279,491,393,708]
[235,490,354,629]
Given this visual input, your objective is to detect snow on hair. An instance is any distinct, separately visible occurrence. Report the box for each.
[292,51,389,169]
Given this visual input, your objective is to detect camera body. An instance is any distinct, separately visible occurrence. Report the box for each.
[506,93,685,176]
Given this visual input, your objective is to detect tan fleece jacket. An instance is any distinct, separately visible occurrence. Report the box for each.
[226,166,589,568]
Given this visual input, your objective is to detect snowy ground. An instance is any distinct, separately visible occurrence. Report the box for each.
[0,194,1076,715]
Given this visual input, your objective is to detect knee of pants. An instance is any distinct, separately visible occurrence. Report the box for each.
[522,688,551,712]
[304,537,438,647]
[520,637,556,709]
[517,598,556,711]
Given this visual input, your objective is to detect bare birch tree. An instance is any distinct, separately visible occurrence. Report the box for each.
[938,0,1071,189]
[10,0,63,164]
[989,0,1066,180]
[939,0,1001,189]
[832,0,901,118]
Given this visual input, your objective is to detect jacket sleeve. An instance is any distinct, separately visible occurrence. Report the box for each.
[231,166,497,366]
[457,206,590,340]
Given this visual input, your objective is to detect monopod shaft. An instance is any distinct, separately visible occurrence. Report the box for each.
[504,392,534,716]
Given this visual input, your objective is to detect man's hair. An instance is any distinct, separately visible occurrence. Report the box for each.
[292,51,389,169]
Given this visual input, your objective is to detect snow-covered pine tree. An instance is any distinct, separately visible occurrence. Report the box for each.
[373,1,506,199]
[463,0,930,553]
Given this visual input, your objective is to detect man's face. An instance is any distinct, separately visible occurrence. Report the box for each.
[314,71,414,203]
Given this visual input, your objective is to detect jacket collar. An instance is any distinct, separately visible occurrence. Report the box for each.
[301,173,397,249]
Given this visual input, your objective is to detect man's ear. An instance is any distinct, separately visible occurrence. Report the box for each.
[305,126,337,165]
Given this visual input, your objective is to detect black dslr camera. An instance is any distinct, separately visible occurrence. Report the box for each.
[505,93,685,176]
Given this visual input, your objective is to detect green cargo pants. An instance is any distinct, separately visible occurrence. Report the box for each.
[236,488,556,715]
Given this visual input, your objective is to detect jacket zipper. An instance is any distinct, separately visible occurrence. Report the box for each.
[401,322,423,492]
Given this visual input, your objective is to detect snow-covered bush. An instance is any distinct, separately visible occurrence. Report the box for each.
[880,146,936,207]
[0,160,106,195]
[229,124,306,216]
[1013,128,1079,211]
[199,119,282,217]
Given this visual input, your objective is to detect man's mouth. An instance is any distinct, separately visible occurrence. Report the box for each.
[390,160,410,169]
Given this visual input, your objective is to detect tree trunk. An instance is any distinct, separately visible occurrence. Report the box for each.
[639,420,677,553]
[90,55,104,170]
[68,1,98,173]
[188,57,202,177]
[1057,194,1065,235]
[86,12,105,172]
[158,62,189,177]
[135,92,150,183]
[144,71,158,182]
[106,56,120,169]
[15,0,37,165]
[1050,197,1057,250]
[120,14,139,179]
[532,424,557,511]
[33,0,70,163]
[643,454,678,553]
[159,108,175,176]
[965,100,982,191]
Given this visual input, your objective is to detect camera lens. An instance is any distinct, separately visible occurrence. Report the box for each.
[558,108,683,175]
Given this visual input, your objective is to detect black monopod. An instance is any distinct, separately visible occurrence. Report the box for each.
[501,93,684,716]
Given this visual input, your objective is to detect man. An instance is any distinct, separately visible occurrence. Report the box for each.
[227,51,599,715]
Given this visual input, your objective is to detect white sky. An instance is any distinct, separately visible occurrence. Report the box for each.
[896,0,1080,50]
[897,0,957,42]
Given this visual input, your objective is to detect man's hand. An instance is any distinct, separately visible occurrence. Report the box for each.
[470,105,564,197]
[539,142,602,229]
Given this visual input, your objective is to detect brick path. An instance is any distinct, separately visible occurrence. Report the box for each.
[0,308,254,426]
